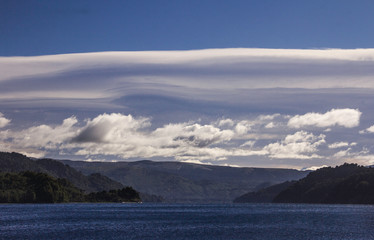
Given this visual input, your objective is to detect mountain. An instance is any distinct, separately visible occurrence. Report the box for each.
[0,152,123,193]
[233,181,296,203]
[61,160,308,203]
[273,163,374,204]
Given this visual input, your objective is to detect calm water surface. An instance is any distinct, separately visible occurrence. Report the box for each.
[1,203,374,240]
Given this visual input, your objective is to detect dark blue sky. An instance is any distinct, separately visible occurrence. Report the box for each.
[1,0,374,56]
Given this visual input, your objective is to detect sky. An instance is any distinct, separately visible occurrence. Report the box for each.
[1,0,374,169]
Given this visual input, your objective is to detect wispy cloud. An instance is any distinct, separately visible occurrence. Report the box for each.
[1,49,374,105]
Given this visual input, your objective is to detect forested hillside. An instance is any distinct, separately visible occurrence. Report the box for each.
[0,171,141,203]
[0,152,123,192]
[273,163,374,204]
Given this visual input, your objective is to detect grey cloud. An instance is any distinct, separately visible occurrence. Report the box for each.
[72,125,110,143]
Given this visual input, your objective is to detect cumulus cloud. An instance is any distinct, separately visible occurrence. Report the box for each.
[218,118,235,128]
[263,131,326,159]
[235,120,253,135]
[0,116,78,149]
[0,113,11,128]
[359,125,374,134]
[0,112,288,161]
[333,148,352,158]
[72,113,150,143]
[0,116,78,157]
[1,111,372,165]
[287,109,361,129]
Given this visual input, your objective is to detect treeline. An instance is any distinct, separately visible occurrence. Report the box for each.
[0,171,141,203]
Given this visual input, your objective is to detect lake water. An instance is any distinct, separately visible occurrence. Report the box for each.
[1,203,374,240]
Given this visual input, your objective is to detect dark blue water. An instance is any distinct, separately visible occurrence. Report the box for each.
[1,203,374,240]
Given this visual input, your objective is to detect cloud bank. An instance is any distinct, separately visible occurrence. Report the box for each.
[0,108,372,167]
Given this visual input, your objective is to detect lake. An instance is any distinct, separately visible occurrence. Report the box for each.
[1,203,374,239]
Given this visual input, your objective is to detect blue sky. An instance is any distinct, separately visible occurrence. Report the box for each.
[1,1,374,169]
[2,0,374,55]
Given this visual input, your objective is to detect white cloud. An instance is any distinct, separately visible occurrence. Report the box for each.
[0,113,10,128]
[0,116,78,150]
[240,140,256,148]
[287,108,361,129]
[0,111,370,165]
[263,131,326,159]
[366,125,374,132]
[328,142,352,149]
[257,114,281,121]
[218,118,235,128]
[301,165,328,171]
[235,120,253,135]
[333,148,352,158]
[0,113,280,161]
[72,113,150,143]
[265,122,276,129]
[0,116,78,158]
[360,125,374,134]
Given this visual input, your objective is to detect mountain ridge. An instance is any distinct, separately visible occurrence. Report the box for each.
[60,159,309,203]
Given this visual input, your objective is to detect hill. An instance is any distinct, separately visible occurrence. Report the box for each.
[0,152,123,193]
[233,181,296,203]
[0,171,141,203]
[273,163,374,204]
[0,171,84,203]
[61,160,308,203]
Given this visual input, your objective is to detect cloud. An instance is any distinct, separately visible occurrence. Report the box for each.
[333,148,352,158]
[359,125,374,134]
[0,113,10,128]
[1,116,77,148]
[1,110,372,166]
[240,140,256,148]
[287,109,361,129]
[328,142,357,149]
[301,165,328,171]
[0,116,78,157]
[235,120,253,135]
[265,122,276,129]
[72,113,150,143]
[2,49,374,107]
[218,118,235,128]
[263,131,326,159]
[0,112,280,161]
